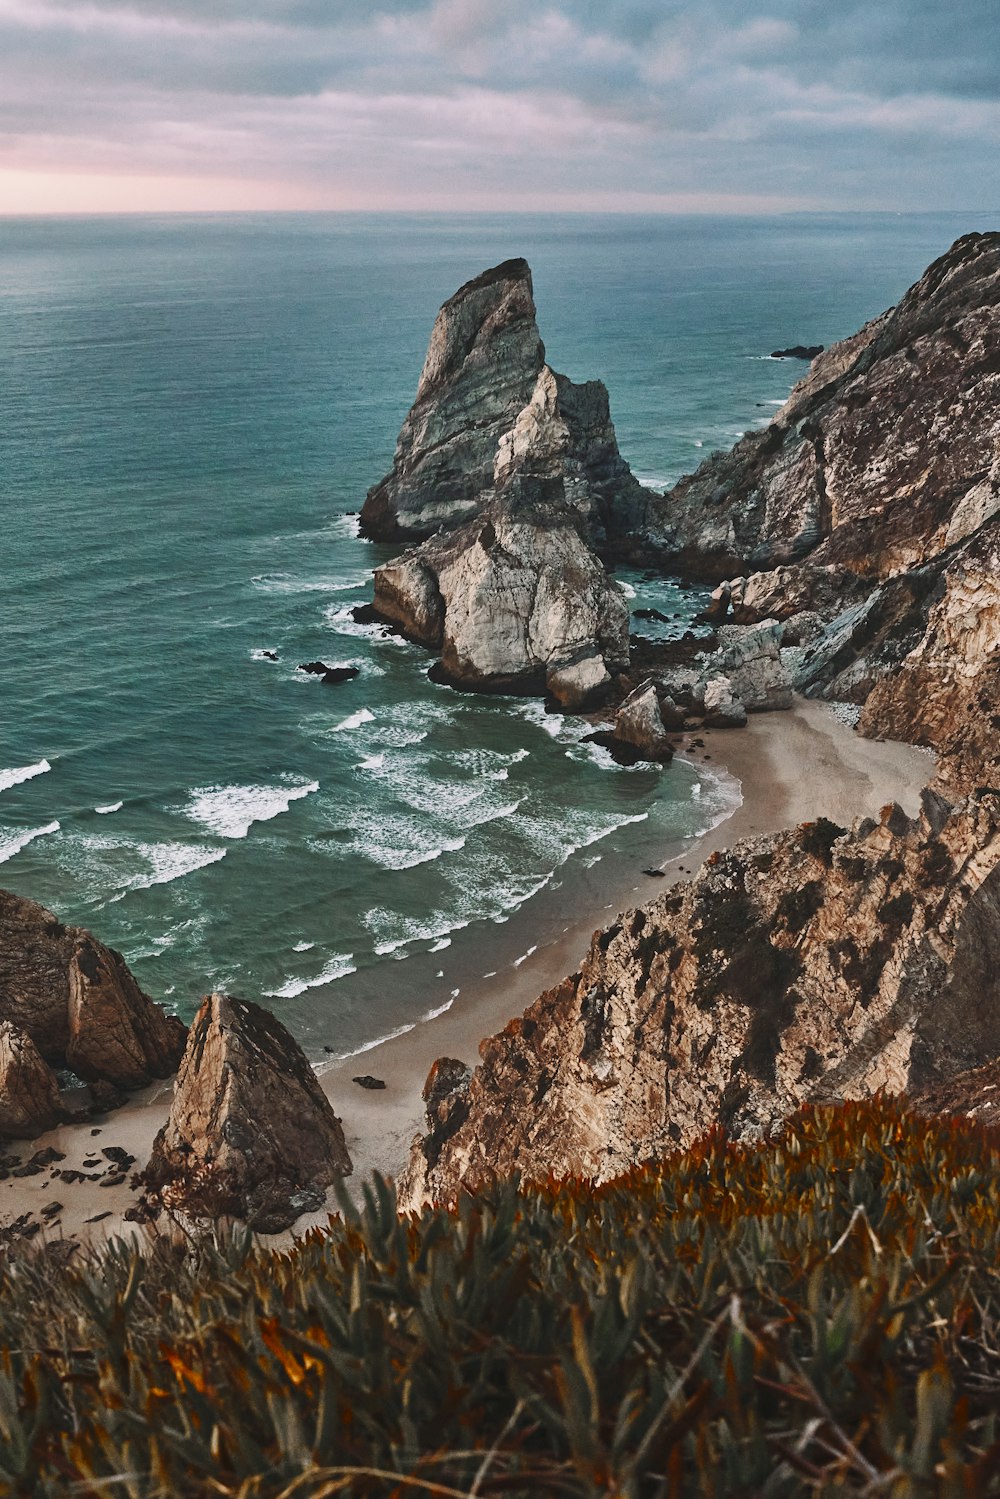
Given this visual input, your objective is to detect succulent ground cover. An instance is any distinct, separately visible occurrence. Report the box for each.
[2,1098,1000,1496]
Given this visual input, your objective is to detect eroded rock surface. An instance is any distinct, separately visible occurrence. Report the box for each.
[142,993,351,1232]
[0,1021,65,1138]
[401,789,1000,1206]
[373,475,629,707]
[0,890,186,1124]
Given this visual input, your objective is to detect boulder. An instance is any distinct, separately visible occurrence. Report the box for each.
[141,993,352,1232]
[702,676,747,728]
[0,890,186,1090]
[610,681,674,760]
[0,1022,64,1139]
[298,663,360,685]
[714,621,793,711]
[770,345,823,360]
[373,475,629,703]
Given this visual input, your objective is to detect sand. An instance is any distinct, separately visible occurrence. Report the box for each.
[0,698,934,1250]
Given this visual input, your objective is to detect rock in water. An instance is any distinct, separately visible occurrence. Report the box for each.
[142,993,352,1232]
[400,790,1000,1207]
[0,889,186,1090]
[360,259,545,540]
[373,474,630,708]
[609,681,674,761]
[0,1022,65,1138]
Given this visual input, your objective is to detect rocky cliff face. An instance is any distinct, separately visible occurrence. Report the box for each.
[372,474,630,709]
[360,259,651,707]
[655,233,1000,582]
[142,993,351,1232]
[402,788,1000,1206]
[0,890,186,1135]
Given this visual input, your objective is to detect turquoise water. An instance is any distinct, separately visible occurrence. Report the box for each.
[1,211,990,1059]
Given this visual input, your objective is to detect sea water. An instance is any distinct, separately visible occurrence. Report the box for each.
[0,210,989,1060]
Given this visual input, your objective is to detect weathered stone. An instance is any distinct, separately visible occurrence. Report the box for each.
[0,890,186,1091]
[702,676,747,728]
[0,1021,64,1138]
[360,259,545,540]
[611,681,674,760]
[374,475,628,702]
[141,993,351,1232]
[401,790,1000,1207]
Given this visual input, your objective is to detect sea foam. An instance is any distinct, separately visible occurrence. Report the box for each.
[0,820,60,864]
[0,759,51,794]
[265,952,357,999]
[186,779,319,839]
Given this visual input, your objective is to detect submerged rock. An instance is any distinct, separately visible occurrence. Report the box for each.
[141,993,351,1232]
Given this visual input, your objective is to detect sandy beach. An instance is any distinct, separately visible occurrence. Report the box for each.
[0,698,934,1249]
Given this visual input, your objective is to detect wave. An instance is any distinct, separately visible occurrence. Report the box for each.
[318,1019,417,1066]
[251,572,370,595]
[616,580,637,599]
[513,944,538,968]
[328,513,362,540]
[333,708,375,733]
[120,843,227,896]
[0,759,51,794]
[265,952,357,1000]
[365,907,472,956]
[357,752,385,770]
[363,827,467,872]
[185,778,319,839]
[0,820,60,864]
[95,801,123,815]
[293,940,316,952]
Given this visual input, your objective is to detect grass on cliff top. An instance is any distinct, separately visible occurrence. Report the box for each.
[2,1099,1000,1497]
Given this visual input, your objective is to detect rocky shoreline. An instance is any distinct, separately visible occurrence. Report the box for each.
[3,231,1000,1242]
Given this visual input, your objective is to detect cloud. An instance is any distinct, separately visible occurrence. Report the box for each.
[0,0,996,212]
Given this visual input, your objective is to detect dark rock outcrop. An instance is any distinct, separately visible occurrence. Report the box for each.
[0,890,186,1117]
[0,1022,65,1138]
[141,993,351,1232]
[360,259,652,707]
[771,345,823,360]
[401,789,1000,1206]
[298,662,360,685]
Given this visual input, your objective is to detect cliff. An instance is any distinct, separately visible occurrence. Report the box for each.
[0,889,186,1136]
[403,788,1000,1205]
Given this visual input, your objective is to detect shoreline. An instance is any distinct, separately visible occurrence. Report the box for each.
[0,698,933,1249]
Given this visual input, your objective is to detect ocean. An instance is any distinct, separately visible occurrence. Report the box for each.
[1,210,989,1062]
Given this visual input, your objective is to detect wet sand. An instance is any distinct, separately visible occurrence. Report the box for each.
[0,698,933,1249]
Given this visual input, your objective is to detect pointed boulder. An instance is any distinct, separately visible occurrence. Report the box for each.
[142,994,352,1233]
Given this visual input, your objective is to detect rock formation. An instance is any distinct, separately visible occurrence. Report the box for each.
[360,259,651,707]
[401,788,1000,1206]
[0,1021,65,1138]
[0,890,186,1134]
[373,474,630,708]
[360,259,648,547]
[141,993,351,1232]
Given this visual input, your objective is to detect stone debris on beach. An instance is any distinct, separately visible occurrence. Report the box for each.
[352,1075,386,1090]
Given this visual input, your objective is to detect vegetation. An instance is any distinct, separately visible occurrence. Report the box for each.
[2,1098,1000,1495]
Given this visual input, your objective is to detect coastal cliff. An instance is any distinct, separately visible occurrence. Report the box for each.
[0,890,186,1135]
[403,233,1000,1206]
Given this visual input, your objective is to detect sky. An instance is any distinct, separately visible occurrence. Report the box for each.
[0,0,997,214]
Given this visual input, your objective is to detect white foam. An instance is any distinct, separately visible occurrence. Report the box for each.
[109,843,227,897]
[186,779,319,839]
[616,580,637,599]
[95,801,123,815]
[0,820,60,864]
[429,937,451,952]
[265,952,357,999]
[328,513,362,540]
[251,571,370,595]
[513,944,538,968]
[423,996,455,1022]
[333,708,375,733]
[357,752,385,770]
[0,759,51,794]
[319,1020,417,1066]
[293,940,316,952]
[366,908,471,956]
